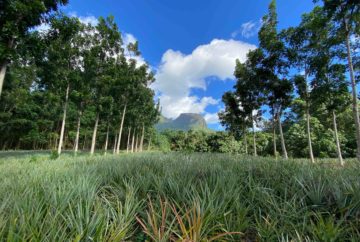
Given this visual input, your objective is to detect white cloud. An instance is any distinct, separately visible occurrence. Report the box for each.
[123,33,137,46]
[160,96,219,119]
[69,12,99,26]
[122,33,147,67]
[204,112,220,124]
[232,20,261,39]
[33,22,50,33]
[152,39,256,119]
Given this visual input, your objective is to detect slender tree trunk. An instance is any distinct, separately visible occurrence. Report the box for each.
[0,61,7,98]
[333,111,344,166]
[304,70,315,163]
[140,124,145,152]
[104,122,110,155]
[113,134,117,154]
[74,110,82,155]
[306,106,315,163]
[116,104,127,154]
[278,112,288,159]
[131,130,135,153]
[57,84,70,155]
[273,112,277,158]
[252,116,257,156]
[127,127,131,153]
[90,113,99,155]
[345,31,360,161]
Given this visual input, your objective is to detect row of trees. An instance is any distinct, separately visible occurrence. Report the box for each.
[0,7,159,155]
[220,0,359,164]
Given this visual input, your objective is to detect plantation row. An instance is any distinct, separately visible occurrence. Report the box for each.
[0,153,359,241]
[0,13,159,155]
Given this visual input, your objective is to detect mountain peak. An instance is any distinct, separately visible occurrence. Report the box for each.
[156,113,207,131]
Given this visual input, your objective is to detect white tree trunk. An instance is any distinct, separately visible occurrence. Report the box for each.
[74,110,82,155]
[278,113,288,159]
[140,124,145,152]
[0,62,7,97]
[345,32,360,161]
[306,107,315,163]
[252,116,257,156]
[131,130,135,153]
[90,113,99,155]
[104,123,109,155]
[116,104,127,154]
[126,127,131,153]
[333,111,344,166]
[57,84,70,155]
[113,134,117,154]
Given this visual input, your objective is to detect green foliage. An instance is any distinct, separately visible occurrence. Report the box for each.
[0,152,359,240]
[286,117,338,158]
[0,13,158,153]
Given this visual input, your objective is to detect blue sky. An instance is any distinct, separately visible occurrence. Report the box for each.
[62,0,315,130]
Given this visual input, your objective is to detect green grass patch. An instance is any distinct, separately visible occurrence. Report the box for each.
[0,152,359,241]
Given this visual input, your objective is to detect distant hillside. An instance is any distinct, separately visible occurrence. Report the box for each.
[156,113,208,131]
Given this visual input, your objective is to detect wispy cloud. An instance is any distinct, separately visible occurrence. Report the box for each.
[232,20,261,39]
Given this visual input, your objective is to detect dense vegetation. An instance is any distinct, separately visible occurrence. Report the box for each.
[0,152,359,241]
[1,0,360,241]
[1,0,359,163]
[219,0,360,164]
[1,4,159,154]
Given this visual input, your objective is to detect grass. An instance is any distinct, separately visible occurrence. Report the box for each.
[0,152,360,241]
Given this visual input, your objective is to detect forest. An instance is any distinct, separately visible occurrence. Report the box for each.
[1,0,360,241]
[1,5,159,155]
[1,0,360,164]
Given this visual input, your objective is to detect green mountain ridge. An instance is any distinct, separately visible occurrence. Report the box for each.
[156,113,208,131]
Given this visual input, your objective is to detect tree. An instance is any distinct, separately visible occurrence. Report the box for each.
[83,16,123,155]
[258,0,293,159]
[281,7,332,163]
[312,57,350,165]
[219,91,249,154]
[233,49,265,156]
[319,0,360,161]
[37,15,84,155]
[0,0,68,97]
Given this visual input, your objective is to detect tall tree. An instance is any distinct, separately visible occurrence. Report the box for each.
[320,0,360,161]
[0,0,68,97]
[258,0,293,159]
[281,7,330,163]
[38,15,84,155]
[312,55,350,165]
[234,49,265,156]
[84,16,123,155]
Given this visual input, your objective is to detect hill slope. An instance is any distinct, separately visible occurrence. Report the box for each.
[156,113,208,131]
